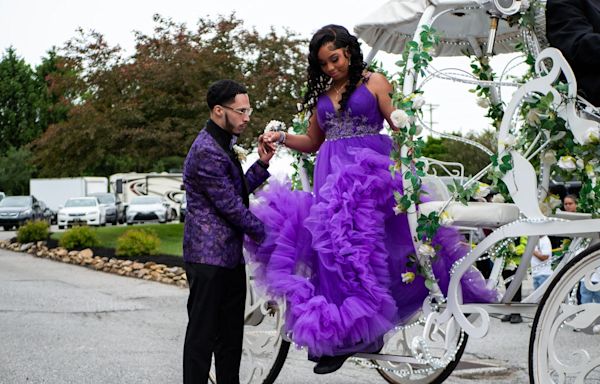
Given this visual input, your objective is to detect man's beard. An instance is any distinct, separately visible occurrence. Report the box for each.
[223,114,239,136]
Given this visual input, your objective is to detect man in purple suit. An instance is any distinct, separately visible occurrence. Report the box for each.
[182,79,274,384]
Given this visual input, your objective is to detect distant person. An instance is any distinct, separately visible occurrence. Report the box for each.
[182,79,274,384]
[563,194,578,212]
[546,0,600,107]
[531,235,553,290]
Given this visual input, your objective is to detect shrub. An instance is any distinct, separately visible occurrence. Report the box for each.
[16,220,50,243]
[59,226,100,249]
[116,229,160,257]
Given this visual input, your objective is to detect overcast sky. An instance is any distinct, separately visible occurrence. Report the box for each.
[1,0,526,141]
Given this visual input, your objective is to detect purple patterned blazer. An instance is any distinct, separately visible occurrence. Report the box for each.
[183,120,270,268]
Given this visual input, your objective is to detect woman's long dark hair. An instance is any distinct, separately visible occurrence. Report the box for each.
[302,24,367,112]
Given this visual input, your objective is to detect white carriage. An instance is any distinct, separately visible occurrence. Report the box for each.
[216,1,600,383]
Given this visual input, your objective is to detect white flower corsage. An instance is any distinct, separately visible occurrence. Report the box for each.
[264,120,286,133]
[232,145,248,162]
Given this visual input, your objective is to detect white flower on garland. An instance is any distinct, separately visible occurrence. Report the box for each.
[584,126,600,144]
[412,94,426,109]
[474,182,491,200]
[393,204,405,215]
[526,108,542,126]
[545,194,562,209]
[499,134,517,148]
[477,97,490,109]
[576,157,585,170]
[391,109,411,129]
[232,145,248,162]
[585,163,596,178]
[401,271,415,284]
[542,150,557,164]
[557,155,577,171]
[418,243,436,258]
[491,193,505,203]
[439,211,454,226]
[264,120,286,133]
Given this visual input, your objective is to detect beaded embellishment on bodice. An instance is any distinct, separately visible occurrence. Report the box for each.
[316,83,385,141]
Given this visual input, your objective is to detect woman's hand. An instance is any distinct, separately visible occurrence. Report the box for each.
[262,131,281,144]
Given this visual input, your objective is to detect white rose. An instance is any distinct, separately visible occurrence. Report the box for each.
[545,194,562,209]
[418,243,436,258]
[584,126,600,144]
[500,134,517,147]
[585,163,596,178]
[475,182,491,199]
[542,150,556,164]
[539,203,551,216]
[393,205,405,215]
[414,125,423,136]
[491,194,505,203]
[412,94,426,109]
[439,211,454,226]
[526,108,542,126]
[391,109,411,129]
[476,97,490,109]
[557,155,577,171]
[576,157,585,170]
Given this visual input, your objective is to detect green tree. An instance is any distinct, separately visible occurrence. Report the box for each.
[0,147,36,195]
[0,47,46,153]
[422,130,495,181]
[31,14,307,177]
[35,48,76,128]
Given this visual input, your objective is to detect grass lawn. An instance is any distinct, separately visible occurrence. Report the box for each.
[51,223,184,256]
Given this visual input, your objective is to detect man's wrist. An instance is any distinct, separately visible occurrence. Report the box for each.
[257,159,269,169]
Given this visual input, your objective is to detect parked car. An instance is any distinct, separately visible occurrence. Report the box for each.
[88,192,125,225]
[126,195,173,225]
[0,195,46,230]
[38,200,56,225]
[179,193,187,223]
[57,197,106,229]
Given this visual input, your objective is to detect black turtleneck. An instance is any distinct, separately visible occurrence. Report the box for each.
[204,119,250,206]
[205,119,236,154]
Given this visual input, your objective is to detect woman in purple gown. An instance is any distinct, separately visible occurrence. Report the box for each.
[247,24,497,374]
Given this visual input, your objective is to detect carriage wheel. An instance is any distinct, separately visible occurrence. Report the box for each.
[529,242,600,383]
[209,275,290,384]
[373,313,467,384]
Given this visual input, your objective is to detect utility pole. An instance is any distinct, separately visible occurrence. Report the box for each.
[424,103,439,131]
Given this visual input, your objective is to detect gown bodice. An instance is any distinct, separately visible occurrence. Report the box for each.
[316,84,385,141]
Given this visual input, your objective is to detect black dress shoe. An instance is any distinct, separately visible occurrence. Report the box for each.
[313,353,354,374]
[510,314,523,324]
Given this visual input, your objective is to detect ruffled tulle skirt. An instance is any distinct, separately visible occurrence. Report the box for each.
[245,135,497,357]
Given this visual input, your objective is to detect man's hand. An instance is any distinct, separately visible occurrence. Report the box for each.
[258,134,276,164]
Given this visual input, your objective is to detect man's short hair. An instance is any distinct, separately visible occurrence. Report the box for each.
[206,80,247,109]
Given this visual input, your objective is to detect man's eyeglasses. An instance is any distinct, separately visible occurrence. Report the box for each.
[221,105,253,116]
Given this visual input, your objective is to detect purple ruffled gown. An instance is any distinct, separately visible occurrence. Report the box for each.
[245,83,497,357]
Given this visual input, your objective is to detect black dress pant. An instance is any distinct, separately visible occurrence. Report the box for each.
[183,262,246,384]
